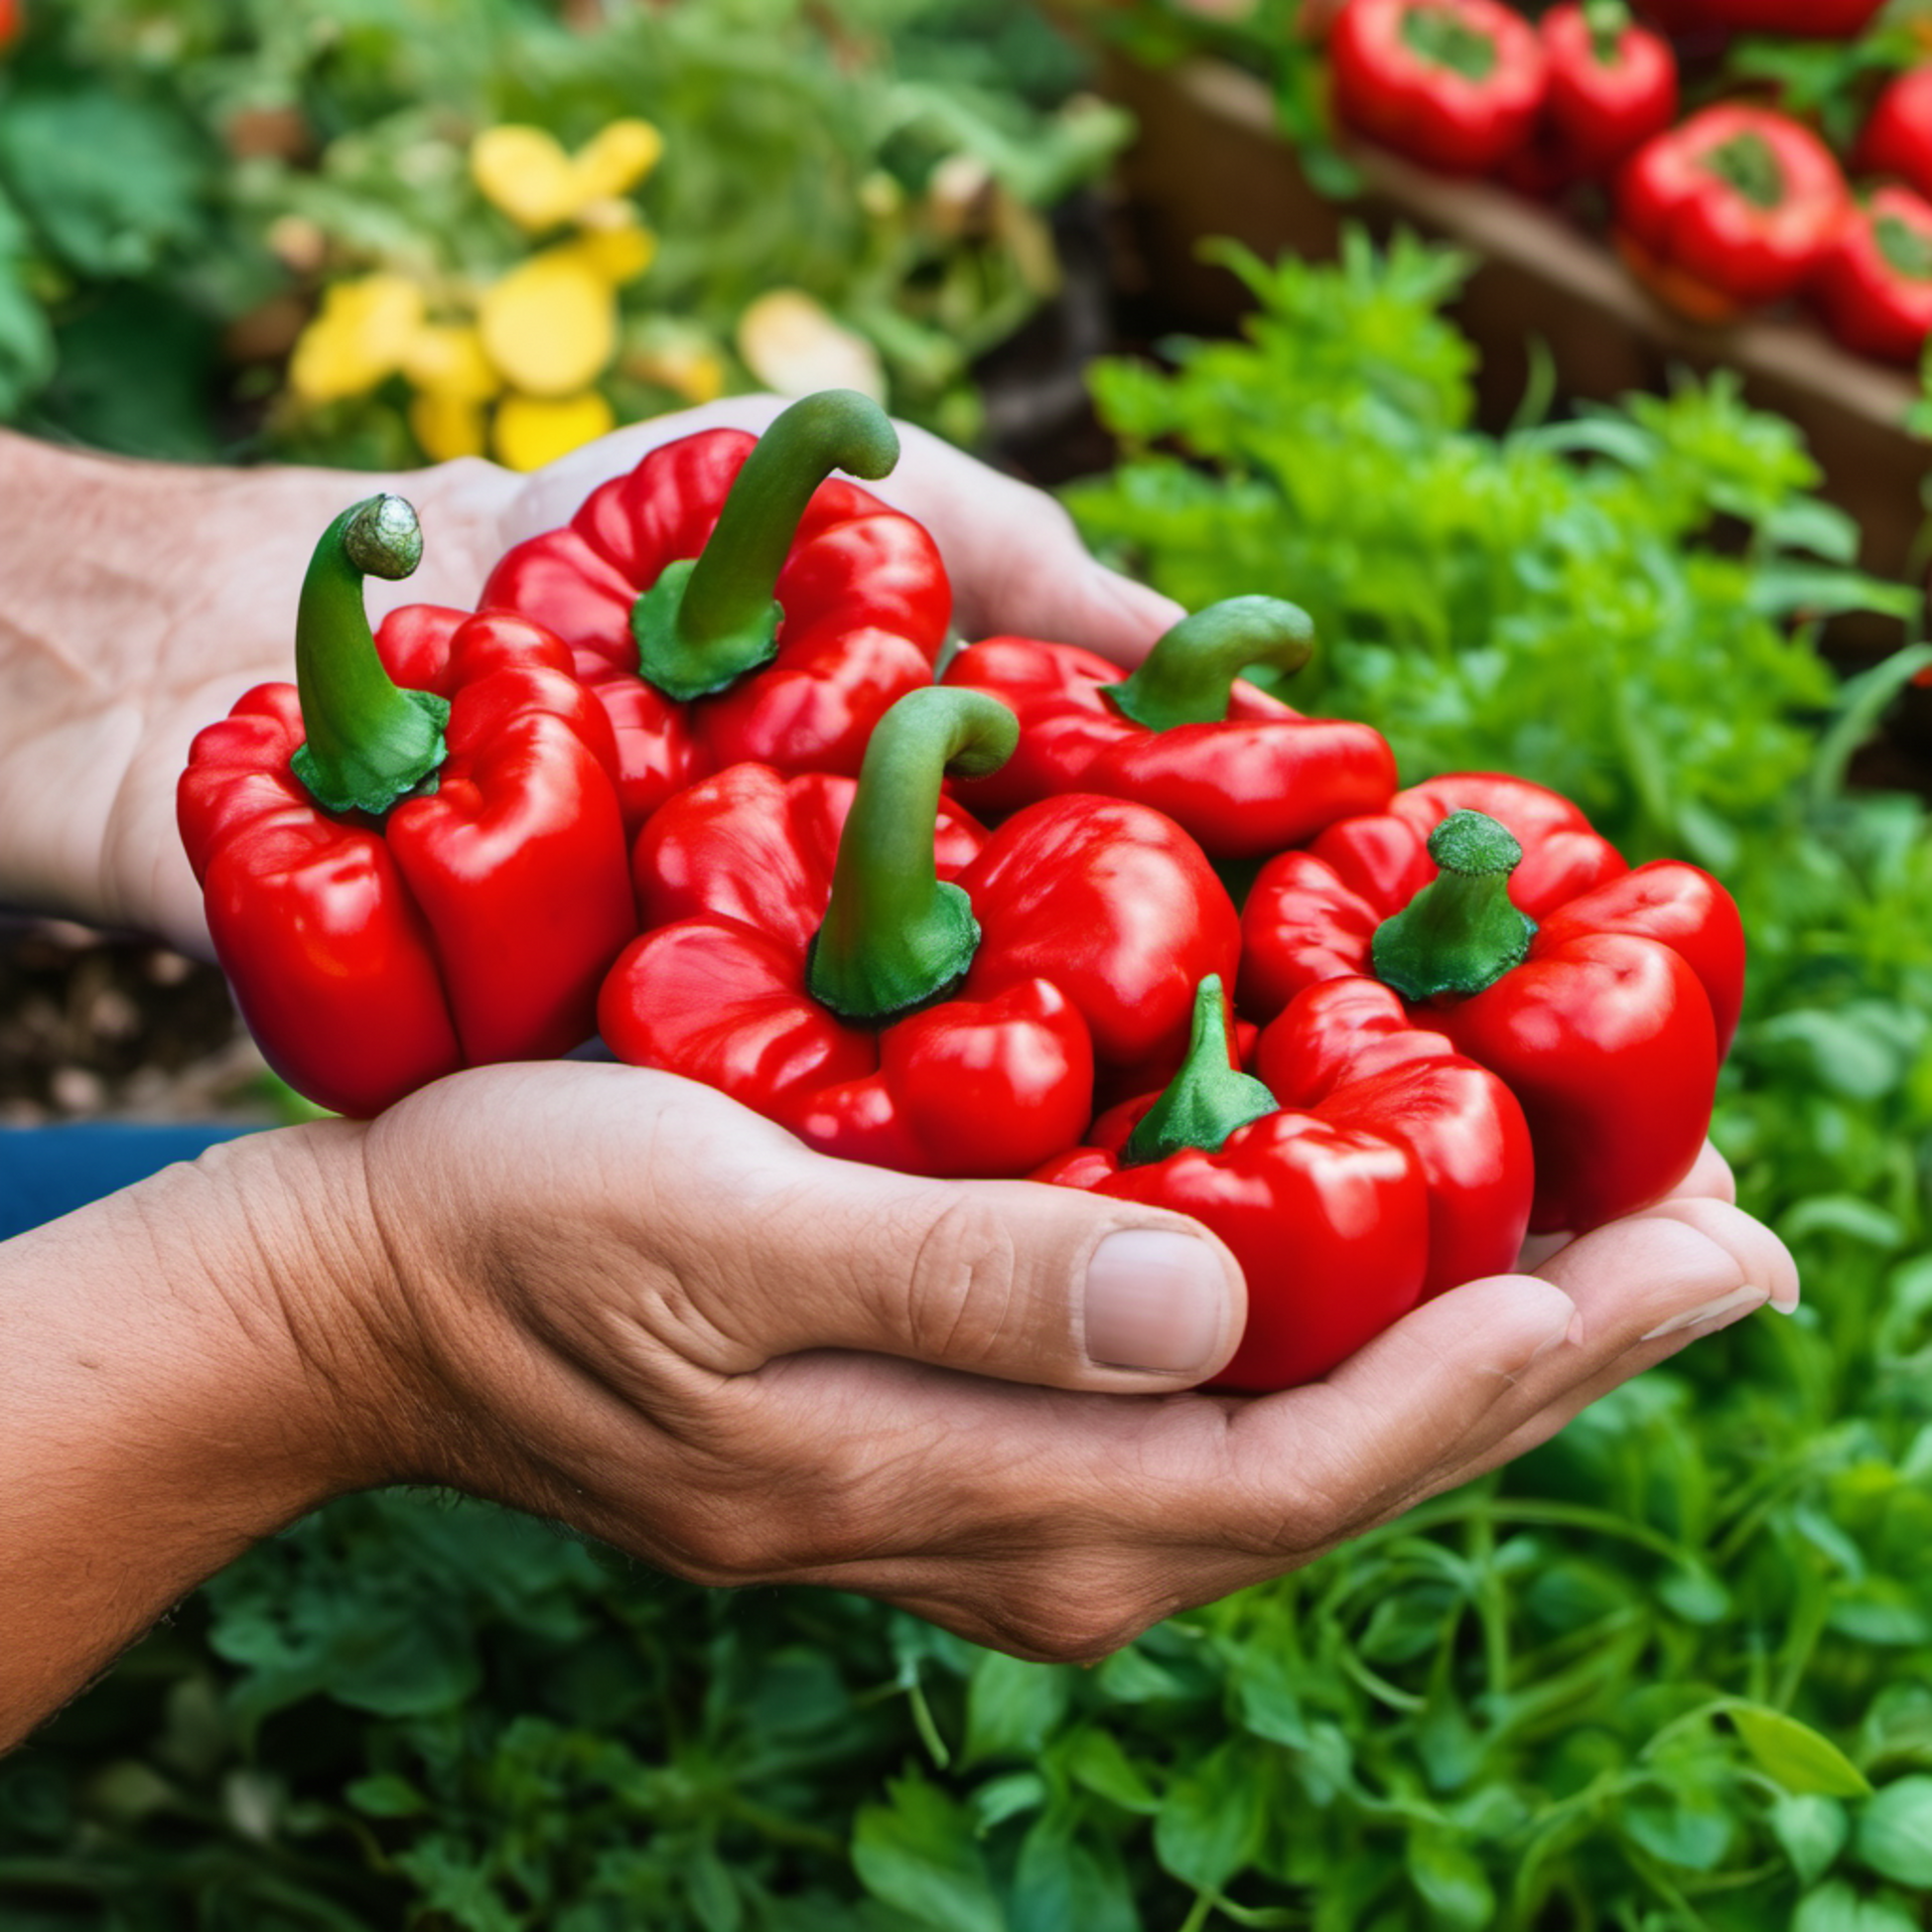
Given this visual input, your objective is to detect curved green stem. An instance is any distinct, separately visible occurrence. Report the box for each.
[630,389,900,701]
[1371,810,1536,1003]
[1582,0,1630,65]
[1123,976,1277,1167]
[806,687,1018,1024]
[1106,596,1316,733]
[291,494,450,817]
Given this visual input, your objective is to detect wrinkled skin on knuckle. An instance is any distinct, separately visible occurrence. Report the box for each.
[901,1194,1030,1371]
[963,1557,1172,1663]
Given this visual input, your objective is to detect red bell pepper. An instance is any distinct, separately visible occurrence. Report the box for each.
[937,597,1398,860]
[1812,185,1932,364]
[1238,777,1744,1233]
[1614,104,1850,320]
[1540,1,1677,179]
[599,686,1241,1177]
[178,495,635,1118]
[1329,0,1548,176]
[1035,974,1534,1391]
[479,390,949,833]
[1858,68,1932,203]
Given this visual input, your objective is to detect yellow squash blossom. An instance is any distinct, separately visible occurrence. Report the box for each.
[409,390,489,463]
[471,118,664,233]
[287,273,426,405]
[478,249,617,398]
[492,390,616,472]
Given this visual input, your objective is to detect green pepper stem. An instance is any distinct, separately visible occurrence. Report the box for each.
[806,687,1019,1023]
[1582,0,1630,65]
[291,494,450,817]
[1705,131,1784,210]
[1106,596,1316,733]
[629,389,900,702]
[1370,810,1537,1003]
[1399,4,1498,81]
[1123,976,1277,1167]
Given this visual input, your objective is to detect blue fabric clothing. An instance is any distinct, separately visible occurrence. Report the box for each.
[0,1123,251,1241]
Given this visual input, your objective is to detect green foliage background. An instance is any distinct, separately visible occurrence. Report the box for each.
[8,226,1932,1931]
[6,1,1932,1919]
[0,0,1123,461]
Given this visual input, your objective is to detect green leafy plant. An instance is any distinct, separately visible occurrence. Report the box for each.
[11,230,1932,1932]
[0,0,1127,466]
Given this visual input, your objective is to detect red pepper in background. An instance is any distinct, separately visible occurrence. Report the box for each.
[1858,68,1932,204]
[1329,0,1548,176]
[179,496,635,1118]
[1540,1,1677,179]
[1696,0,1884,36]
[1614,104,1850,320]
[1035,974,1533,1391]
[480,390,949,834]
[939,596,1397,859]
[1239,781,1744,1233]
[599,687,1240,1177]
[1812,185,1932,364]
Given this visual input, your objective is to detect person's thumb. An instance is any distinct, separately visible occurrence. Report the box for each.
[675,1147,1248,1395]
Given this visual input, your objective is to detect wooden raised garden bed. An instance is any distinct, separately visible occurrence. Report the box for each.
[1102,54,1929,611]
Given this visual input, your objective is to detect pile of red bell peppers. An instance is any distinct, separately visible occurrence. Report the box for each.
[180,389,1747,1394]
[1326,0,1932,366]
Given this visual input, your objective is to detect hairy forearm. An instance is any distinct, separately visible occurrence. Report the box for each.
[0,1122,397,1750]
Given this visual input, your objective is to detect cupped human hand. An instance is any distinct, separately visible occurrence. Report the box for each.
[315,1068,1795,1660]
[0,401,1175,959]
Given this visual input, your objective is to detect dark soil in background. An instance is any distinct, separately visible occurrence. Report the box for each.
[5,184,1927,1132]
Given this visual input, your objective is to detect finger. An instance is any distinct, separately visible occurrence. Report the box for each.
[1513,1138,1738,1272]
[697,1271,1581,1635]
[1388,1198,1799,1507]
[869,423,1185,657]
[681,1161,1248,1394]
[474,1065,1249,1393]
[1674,1138,1736,1205]
[1196,1272,1582,1545]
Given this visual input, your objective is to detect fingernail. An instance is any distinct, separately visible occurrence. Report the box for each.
[1084,1228,1229,1375]
[1640,1284,1768,1342]
[1770,1287,1801,1315]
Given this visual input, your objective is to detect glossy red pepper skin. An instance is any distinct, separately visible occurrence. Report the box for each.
[1540,3,1677,179]
[1859,69,1932,203]
[939,636,1397,860]
[1812,186,1932,364]
[480,426,949,832]
[1035,979,1531,1391]
[1239,774,1744,1234]
[180,607,635,1118]
[601,774,1239,1177]
[1330,0,1548,176]
[1614,104,1850,318]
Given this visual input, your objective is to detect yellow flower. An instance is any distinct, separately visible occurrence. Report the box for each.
[573,120,664,202]
[470,126,585,232]
[472,118,664,233]
[287,273,426,405]
[478,249,616,398]
[409,390,490,463]
[402,323,502,403]
[555,212,658,287]
[492,390,616,472]
[736,290,886,403]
